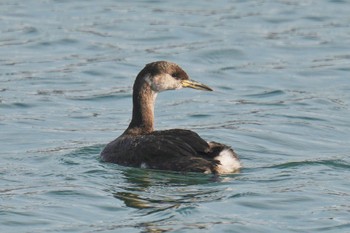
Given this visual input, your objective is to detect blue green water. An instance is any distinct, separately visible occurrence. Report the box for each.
[1,0,350,232]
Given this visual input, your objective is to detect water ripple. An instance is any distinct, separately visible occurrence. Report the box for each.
[270,158,350,170]
[2,0,350,232]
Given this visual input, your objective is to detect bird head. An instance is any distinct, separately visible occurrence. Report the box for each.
[139,61,213,92]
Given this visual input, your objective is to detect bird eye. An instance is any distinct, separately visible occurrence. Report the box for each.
[172,72,180,79]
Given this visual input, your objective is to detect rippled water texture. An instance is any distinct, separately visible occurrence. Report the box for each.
[1,0,350,232]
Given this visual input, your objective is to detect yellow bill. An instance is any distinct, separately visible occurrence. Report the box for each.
[181,79,213,91]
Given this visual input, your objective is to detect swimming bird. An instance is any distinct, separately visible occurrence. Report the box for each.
[100,61,241,174]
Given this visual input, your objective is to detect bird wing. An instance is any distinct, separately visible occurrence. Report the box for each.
[151,129,210,153]
[130,129,216,172]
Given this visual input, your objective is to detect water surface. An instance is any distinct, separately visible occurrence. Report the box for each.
[1,0,350,232]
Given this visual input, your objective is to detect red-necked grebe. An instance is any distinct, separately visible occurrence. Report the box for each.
[100,61,241,174]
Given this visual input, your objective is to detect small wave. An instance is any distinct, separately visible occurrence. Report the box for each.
[244,90,285,98]
[269,158,350,170]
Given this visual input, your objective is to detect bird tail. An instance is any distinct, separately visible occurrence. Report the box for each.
[208,142,241,174]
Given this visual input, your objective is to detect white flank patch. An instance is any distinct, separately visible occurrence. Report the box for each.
[140,162,149,169]
[214,149,241,174]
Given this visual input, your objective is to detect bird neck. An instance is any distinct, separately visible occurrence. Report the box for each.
[124,81,157,135]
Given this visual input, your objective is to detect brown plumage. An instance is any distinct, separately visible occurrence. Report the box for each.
[101,61,241,174]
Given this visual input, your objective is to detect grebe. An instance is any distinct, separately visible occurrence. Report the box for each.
[101,61,241,174]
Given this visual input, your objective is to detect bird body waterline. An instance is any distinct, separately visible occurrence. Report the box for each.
[100,61,241,174]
